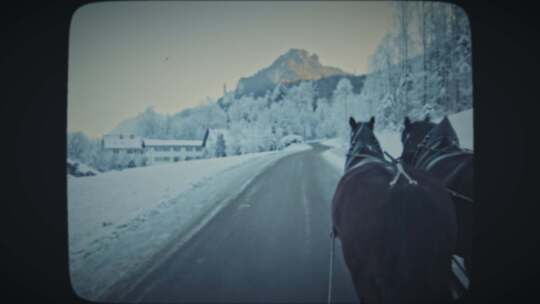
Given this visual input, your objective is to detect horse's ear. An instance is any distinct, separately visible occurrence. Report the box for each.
[368,116,375,129]
[404,116,411,128]
[349,117,357,129]
[424,114,431,122]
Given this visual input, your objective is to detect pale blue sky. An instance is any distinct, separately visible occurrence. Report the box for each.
[68,1,395,137]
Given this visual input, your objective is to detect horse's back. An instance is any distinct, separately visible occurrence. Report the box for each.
[427,152,473,197]
[332,163,457,304]
[426,152,473,260]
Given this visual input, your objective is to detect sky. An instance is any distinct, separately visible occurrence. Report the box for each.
[68,1,395,138]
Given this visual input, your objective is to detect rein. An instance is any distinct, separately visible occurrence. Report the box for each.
[327,231,335,304]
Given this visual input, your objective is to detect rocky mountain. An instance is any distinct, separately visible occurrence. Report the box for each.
[110,49,366,136]
[279,73,366,101]
[235,48,350,98]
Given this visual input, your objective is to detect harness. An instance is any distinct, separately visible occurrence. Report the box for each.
[328,124,474,302]
[328,132,418,304]
[404,130,474,205]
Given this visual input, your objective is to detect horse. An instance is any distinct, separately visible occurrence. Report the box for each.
[331,116,457,304]
[400,115,474,275]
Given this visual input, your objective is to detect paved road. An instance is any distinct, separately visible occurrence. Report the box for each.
[113,143,358,303]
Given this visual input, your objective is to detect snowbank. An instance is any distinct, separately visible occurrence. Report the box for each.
[67,158,99,177]
[69,153,268,250]
[320,109,474,173]
[69,144,312,300]
[447,109,473,150]
[319,138,348,174]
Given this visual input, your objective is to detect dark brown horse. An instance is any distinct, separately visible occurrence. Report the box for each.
[331,117,457,304]
[401,115,474,274]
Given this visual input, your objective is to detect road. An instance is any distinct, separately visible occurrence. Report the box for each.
[108,143,358,303]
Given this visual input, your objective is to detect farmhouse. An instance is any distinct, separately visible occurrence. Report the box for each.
[102,130,209,165]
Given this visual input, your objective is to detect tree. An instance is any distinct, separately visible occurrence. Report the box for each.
[449,4,472,112]
[215,134,226,157]
[67,131,94,163]
[332,78,355,141]
[136,106,167,138]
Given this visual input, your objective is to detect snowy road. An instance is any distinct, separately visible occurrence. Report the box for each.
[104,143,358,303]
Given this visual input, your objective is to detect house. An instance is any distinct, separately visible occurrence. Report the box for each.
[143,138,205,164]
[102,134,144,155]
[102,131,209,166]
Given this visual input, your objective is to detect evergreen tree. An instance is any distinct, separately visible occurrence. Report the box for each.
[215,134,226,157]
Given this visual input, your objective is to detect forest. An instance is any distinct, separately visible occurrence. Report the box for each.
[67,2,472,172]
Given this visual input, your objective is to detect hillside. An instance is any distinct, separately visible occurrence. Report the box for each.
[235,48,350,97]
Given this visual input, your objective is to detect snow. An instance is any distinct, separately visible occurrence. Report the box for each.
[68,144,312,300]
[103,134,143,149]
[67,158,100,176]
[321,109,474,173]
[447,109,473,150]
[319,138,347,174]
[279,134,304,147]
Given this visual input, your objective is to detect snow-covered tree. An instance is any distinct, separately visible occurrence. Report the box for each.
[331,78,356,141]
[67,132,94,162]
[215,134,226,157]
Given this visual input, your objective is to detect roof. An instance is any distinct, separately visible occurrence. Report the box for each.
[103,134,143,149]
[207,128,231,139]
[143,139,203,147]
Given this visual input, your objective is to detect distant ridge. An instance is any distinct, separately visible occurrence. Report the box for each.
[235,48,351,97]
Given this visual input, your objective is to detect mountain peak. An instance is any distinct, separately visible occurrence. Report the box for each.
[236,49,349,96]
[274,48,320,68]
[280,48,311,60]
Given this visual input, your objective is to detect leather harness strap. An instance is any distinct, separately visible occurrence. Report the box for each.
[424,150,472,171]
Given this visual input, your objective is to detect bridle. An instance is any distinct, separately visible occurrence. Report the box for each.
[328,123,419,304]
[404,125,472,169]
[402,125,474,204]
[345,124,384,171]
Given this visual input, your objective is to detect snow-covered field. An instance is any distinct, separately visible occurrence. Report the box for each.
[68,144,311,300]
[321,109,474,173]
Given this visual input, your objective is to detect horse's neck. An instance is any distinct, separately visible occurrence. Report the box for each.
[416,141,462,169]
[345,145,384,172]
[346,154,384,173]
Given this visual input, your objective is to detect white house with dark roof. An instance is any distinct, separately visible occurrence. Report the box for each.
[143,138,205,164]
[102,130,209,166]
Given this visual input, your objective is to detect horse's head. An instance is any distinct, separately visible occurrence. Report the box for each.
[400,115,436,165]
[345,116,383,170]
[426,116,460,149]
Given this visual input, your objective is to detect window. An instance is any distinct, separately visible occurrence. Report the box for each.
[173,146,181,152]
[154,146,170,152]
[185,146,192,152]
[154,156,171,162]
